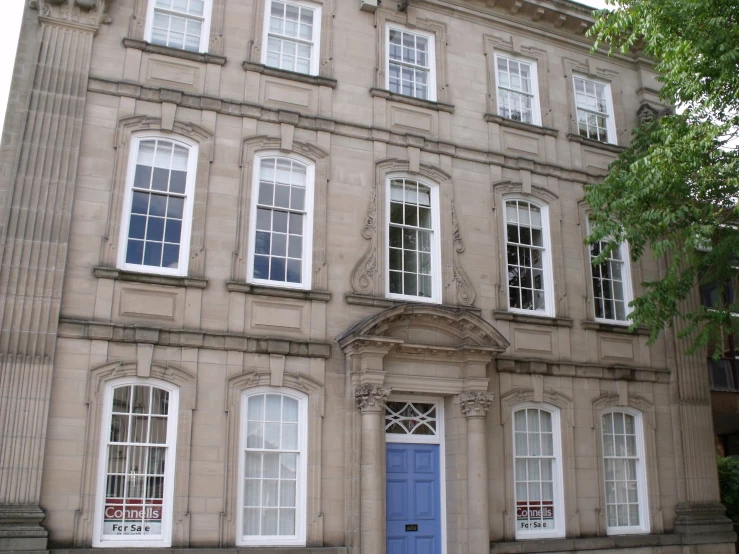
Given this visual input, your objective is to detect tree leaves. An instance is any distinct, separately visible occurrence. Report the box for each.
[585,0,739,353]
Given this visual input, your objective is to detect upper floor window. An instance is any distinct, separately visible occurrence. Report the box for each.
[601,410,649,534]
[146,0,212,52]
[504,200,554,316]
[248,154,314,289]
[588,228,633,323]
[495,54,541,125]
[386,25,436,101]
[117,136,197,277]
[94,380,179,547]
[513,406,565,539]
[386,177,440,303]
[263,0,322,76]
[574,76,616,144]
[238,389,308,546]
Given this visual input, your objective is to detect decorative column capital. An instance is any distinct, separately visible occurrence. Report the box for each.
[355,383,391,413]
[460,391,495,418]
[30,0,116,28]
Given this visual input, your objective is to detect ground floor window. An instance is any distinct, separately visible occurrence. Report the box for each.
[512,405,565,539]
[94,380,179,547]
[238,388,308,546]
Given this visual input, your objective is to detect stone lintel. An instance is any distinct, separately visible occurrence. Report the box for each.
[93,267,208,289]
[226,281,331,302]
[122,38,227,65]
[484,113,559,137]
[492,310,573,327]
[57,319,331,358]
[495,356,670,383]
[242,61,338,88]
[369,87,455,113]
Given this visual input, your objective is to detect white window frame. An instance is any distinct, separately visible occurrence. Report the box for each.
[384,395,448,554]
[246,152,315,290]
[601,408,650,535]
[93,378,180,548]
[503,198,555,317]
[572,75,618,145]
[236,387,309,547]
[261,0,323,76]
[116,134,198,277]
[587,221,634,325]
[494,53,542,126]
[385,23,437,102]
[512,403,566,540]
[144,0,213,53]
[384,174,442,304]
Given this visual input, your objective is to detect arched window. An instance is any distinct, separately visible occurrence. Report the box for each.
[248,154,315,289]
[587,221,634,323]
[512,405,565,539]
[601,410,649,534]
[238,389,308,546]
[386,176,441,303]
[94,380,179,547]
[504,199,554,316]
[145,0,213,53]
[117,136,198,276]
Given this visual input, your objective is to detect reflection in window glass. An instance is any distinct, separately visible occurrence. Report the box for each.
[388,179,433,299]
[496,56,535,124]
[266,1,316,74]
[388,29,431,100]
[243,393,301,538]
[513,408,557,535]
[151,0,207,52]
[590,237,628,321]
[574,77,612,143]
[602,412,643,530]
[102,385,172,540]
[125,139,189,270]
[505,200,546,312]
[253,158,308,285]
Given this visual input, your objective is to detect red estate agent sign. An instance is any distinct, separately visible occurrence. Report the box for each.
[103,498,163,536]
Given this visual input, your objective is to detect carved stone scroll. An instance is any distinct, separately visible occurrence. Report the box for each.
[350,185,378,295]
[450,201,476,306]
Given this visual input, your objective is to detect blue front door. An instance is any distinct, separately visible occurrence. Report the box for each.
[386,443,442,554]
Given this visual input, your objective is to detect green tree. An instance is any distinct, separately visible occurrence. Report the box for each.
[585,0,739,353]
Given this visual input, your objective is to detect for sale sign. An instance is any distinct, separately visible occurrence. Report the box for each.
[516,501,554,531]
[103,498,162,536]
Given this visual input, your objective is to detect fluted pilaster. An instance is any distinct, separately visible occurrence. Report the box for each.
[0,2,110,549]
[670,286,734,536]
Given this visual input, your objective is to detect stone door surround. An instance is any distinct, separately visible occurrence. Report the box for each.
[338,304,508,554]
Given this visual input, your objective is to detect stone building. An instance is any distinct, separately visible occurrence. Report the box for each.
[0,0,734,553]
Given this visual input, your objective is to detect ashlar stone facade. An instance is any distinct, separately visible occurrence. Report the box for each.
[0,0,734,553]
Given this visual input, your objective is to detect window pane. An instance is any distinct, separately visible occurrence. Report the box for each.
[602,411,643,530]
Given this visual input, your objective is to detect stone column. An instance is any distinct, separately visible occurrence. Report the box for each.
[460,391,494,554]
[670,287,734,537]
[355,383,390,554]
[0,1,112,549]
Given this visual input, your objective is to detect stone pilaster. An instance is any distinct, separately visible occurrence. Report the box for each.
[355,384,390,554]
[0,1,111,549]
[460,391,494,554]
[670,287,734,537]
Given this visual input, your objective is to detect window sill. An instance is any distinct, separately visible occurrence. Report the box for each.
[345,293,481,314]
[122,38,227,66]
[93,267,208,289]
[491,533,691,553]
[227,281,331,302]
[581,320,650,336]
[242,62,338,89]
[567,133,625,153]
[492,310,573,328]
[369,88,455,113]
[484,114,558,137]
